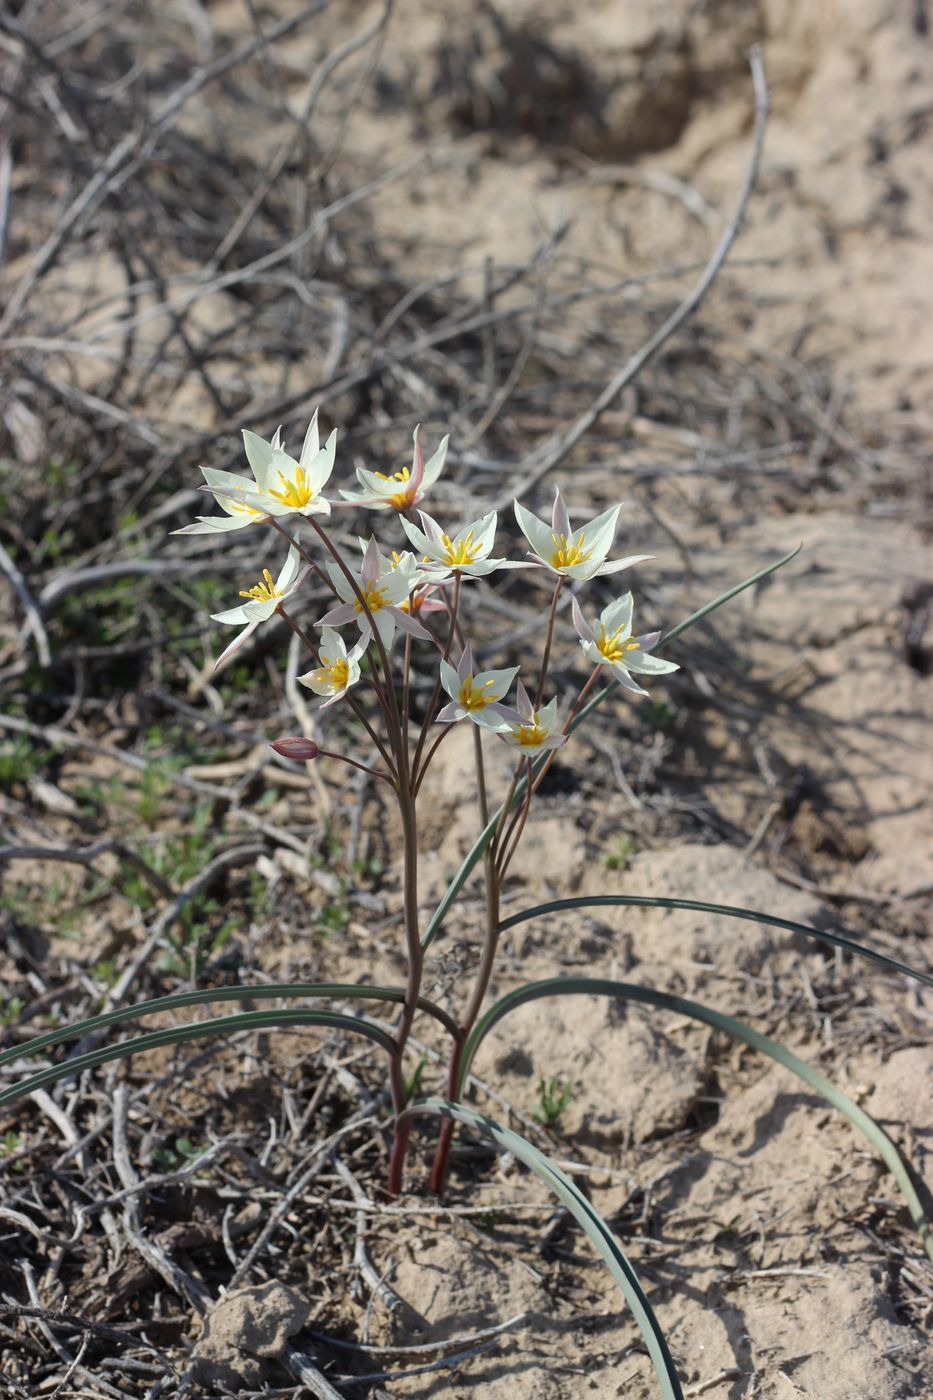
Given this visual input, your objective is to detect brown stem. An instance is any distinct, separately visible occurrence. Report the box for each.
[345,692,397,778]
[315,747,394,785]
[308,517,403,749]
[412,721,456,796]
[411,573,461,783]
[386,778,423,1196]
[497,758,534,880]
[531,665,601,796]
[535,576,564,706]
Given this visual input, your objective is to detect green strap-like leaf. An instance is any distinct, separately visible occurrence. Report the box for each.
[498,897,931,988]
[0,982,461,1071]
[459,978,933,1262]
[0,1008,395,1109]
[422,547,801,950]
[402,1097,684,1400]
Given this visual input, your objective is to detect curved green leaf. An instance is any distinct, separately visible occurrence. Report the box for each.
[658,543,801,648]
[0,1008,395,1109]
[403,1097,684,1400]
[498,897,931,988]
[0,982,461,1071]
[459,978,933,1263]
[422,547,801,950]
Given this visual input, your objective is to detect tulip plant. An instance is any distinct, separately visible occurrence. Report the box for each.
[2,413,930,1400]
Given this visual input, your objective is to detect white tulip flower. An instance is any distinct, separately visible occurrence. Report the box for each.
[340,426,449,512]
[436,645,519,730]
[210,540,303,669]
[400,509,523,582]
[172,429,285,536]
[514,486,652,581]
[571,593,679,697]
[299,628,367,709]
[317,537,432,650]
[500,682,567,755]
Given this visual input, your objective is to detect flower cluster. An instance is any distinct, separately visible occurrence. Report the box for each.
[174,414,679,757]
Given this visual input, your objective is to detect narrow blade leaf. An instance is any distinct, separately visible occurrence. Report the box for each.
[498,896,931,988]
[403,1098,684,1399]
[0,1008,395,1109]
[0,983,461,1070]
[459,978,932,1262]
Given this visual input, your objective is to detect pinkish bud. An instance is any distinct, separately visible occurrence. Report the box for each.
[270,736,320,760]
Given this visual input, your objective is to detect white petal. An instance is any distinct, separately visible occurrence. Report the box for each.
[421,434,449,487]
[299,410,320,469]
[214,619,259,670]
[579,504,621,560]
[625,652,679,676]
[513,500,553,561]
[241,430,276,484]
[211,604,251,625]
[600,593,634,636]
[473,664,520,701]
[571,595,595,643]
[308,428,337,493]
[597,553,654,576]
[439,657,459,699]
[400,515,433,555]
[551,487,571,540]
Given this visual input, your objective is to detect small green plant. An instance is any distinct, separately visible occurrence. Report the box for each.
[1,1129,25,1172]
[603,833,637,872]
[0,736,49,789]
[533,1073,574,1130]
[644,698,678,731]
[0,997,25,1027]
[153,1135,208,1170]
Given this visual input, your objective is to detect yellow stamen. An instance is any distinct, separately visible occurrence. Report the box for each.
[549,531,592,569]
[441,529,482,567]
[239,568,281,603]
[374,466,411,484]
[324,658,350,692]
[354,585,389,615]
[514,721,546,748]
[269,466,315,509]
[597,625,641,664]
[458,676,496,710]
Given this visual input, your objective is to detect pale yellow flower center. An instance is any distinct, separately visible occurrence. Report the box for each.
[550,532,592,569]
[269,466,315,509]
[441,530,482,567]
[375,467,416,511]
[354,585,389,614]
[514,720,546,748]
[321,657,350,692]
[458,676,496,710]
[597,625,641,664]
[239,568,281,603]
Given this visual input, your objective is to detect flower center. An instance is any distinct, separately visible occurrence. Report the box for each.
[458,676,495,710]
[269,466,314,509]
[354,585,389,615]
[549,532,592,570]
[597,626,641,664]
[375,466,410,484]
[239,568,281,603]
[441,530,482,567]
[321,657,350,692]
[388,487,417,510]
[514,720,546,747]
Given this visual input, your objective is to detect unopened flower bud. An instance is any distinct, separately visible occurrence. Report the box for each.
[270,736,320,760]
